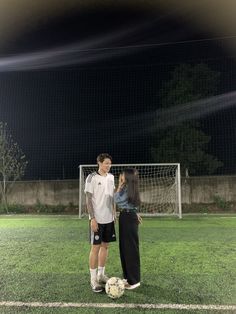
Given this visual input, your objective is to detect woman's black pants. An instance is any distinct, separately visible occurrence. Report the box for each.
[119,211,140,285]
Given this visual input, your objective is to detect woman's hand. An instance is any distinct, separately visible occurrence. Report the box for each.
[137,214,142,224]
[118,173,125,188]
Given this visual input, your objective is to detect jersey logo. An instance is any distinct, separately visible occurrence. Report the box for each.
[98,182,101,185]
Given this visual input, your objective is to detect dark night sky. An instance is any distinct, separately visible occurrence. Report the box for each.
[1,1,236,179]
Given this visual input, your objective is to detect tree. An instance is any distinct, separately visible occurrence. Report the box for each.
[151,63,223,175]
[0,122,28,212]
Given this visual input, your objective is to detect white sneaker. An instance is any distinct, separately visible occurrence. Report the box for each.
[91,280,103,293]
[125,282,140,290]
[97,274,109,285]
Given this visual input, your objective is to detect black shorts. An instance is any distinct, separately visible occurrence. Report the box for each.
[89,221,116,245]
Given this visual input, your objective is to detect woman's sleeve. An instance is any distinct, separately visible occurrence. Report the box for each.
[114,191,125,205]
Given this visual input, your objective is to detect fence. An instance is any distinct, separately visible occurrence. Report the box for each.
[3,176,236,206]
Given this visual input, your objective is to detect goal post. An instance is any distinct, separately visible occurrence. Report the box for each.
[79,163,182,219]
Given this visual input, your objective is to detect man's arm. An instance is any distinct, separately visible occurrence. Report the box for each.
[113,203,117,222]
[86,192,95,219]
[86,192,98,232]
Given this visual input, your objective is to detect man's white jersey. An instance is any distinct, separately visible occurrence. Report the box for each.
[84,172,114,224]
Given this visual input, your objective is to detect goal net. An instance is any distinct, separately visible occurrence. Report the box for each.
[79,163,182,219]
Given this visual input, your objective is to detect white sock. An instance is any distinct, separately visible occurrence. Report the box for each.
[97,266,105,277]
[90,268,97,283]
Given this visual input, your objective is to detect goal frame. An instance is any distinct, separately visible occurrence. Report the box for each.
[79,163,182,219]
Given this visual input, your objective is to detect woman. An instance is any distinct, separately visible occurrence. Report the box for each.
[114,168,142,290]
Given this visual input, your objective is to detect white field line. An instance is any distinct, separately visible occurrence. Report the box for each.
[0,302,235,311]
[220,216,236,218]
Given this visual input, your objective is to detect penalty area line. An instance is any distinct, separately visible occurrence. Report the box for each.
[0,302,235,311]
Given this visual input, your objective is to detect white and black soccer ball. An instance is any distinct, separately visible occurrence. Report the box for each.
[105,277,125,299]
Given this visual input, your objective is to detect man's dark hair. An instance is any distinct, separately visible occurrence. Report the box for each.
[97,153,112,163]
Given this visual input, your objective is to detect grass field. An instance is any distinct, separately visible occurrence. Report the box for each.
[0,215,235,313]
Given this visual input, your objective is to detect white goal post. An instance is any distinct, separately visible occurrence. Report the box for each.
[79,163,182,219]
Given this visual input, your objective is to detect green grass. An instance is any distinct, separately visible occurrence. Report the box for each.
[0,215,235,313]
[3,308,235,314]
[0,308,233,314]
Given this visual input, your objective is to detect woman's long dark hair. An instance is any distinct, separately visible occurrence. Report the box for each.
[123,168,141,207]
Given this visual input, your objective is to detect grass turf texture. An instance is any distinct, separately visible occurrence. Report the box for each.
[0,215,235,313]
[0,309,234,314]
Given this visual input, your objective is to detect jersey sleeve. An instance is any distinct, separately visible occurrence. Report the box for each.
[84,174,94,194]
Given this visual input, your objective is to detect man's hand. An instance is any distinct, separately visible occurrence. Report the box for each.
[90,218,98,232]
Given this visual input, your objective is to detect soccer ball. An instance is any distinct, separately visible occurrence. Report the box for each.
[105,277,125,299]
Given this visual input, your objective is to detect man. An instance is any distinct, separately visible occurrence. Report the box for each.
[85,153,116,292]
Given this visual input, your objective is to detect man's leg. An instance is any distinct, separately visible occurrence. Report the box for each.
[89,244,103,292]
[98,242,109,267]
[97,242,109,284]
[89,244,100,269]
